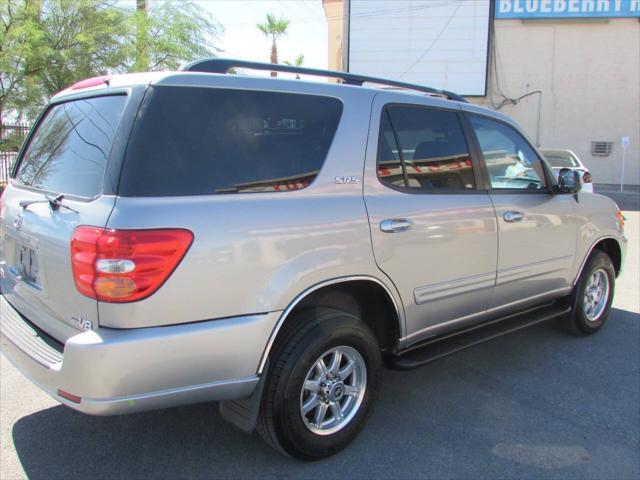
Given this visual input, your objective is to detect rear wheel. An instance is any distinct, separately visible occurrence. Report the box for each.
[561,251,615,335]
[257,308,382,460]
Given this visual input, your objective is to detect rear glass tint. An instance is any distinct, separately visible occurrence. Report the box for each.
[15,95,127,198]
[119,86,343,196]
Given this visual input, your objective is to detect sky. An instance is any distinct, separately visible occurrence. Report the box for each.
[195,0,329,69]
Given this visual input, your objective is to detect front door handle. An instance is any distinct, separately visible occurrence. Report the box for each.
[380,218,413,233]
[503,211,524,223]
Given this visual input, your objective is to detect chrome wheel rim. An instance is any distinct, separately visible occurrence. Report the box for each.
[583,268,610,322]
[299,346,367,436]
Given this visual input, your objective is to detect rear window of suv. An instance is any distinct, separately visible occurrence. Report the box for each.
[119,86,343,196]
[543,153,580,168]
[14,94,127,198]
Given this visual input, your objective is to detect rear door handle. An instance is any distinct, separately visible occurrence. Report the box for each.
[503,211,524,223]
[380,219,413,233]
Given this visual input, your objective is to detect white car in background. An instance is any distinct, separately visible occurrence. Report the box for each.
[541,149,593,193]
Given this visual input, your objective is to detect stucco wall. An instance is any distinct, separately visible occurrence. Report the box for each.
[472,18,639,185]
[323,4,639,185]
[323,0,344,72]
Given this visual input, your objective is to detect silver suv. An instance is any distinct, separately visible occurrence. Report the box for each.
[0,60,627,460]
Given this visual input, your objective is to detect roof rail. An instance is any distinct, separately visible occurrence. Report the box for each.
[182,58,468,103]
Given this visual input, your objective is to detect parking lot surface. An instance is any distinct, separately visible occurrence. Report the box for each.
[1,191,638,479]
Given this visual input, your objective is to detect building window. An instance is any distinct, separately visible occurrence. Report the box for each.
[591,141,613,157]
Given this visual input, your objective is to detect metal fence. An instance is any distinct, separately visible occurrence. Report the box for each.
[1,122,30,186]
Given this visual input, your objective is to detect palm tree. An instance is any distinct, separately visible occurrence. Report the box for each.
[283,54,305,79]
[257,13,290,77]
[283,54,304,67]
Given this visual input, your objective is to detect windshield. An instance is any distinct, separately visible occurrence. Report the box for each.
[544,153,579,168]
[14,95,127,198]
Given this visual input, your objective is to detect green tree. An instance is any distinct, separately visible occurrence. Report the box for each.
[131,0,221,72]
[283,54,304,67]
[283,54,304,79]
[257,12,289,76]
[0,0,45,128]
[1,0,222,123]
[37,1,131,109]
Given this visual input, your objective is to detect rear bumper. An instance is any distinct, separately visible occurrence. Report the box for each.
[0,295,279,415]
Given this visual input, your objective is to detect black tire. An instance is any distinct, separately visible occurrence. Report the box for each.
[560,250,616,336]
[257,307,382,460]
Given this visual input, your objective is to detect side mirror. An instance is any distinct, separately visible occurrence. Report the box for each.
[555,168,581,194]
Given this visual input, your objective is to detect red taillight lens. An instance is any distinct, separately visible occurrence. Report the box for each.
[57,389,82,404]
[71,227,193,302]
[582,172,592,183]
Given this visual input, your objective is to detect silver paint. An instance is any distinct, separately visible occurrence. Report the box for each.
[0,70,627,416]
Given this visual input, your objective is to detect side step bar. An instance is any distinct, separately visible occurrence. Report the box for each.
[387,303,571,370]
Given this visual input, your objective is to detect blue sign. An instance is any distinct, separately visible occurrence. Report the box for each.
[496,0,640,18]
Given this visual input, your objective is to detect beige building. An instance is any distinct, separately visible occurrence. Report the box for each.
[323,0,640,186]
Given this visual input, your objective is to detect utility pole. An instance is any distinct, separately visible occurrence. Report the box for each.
[620,136,630,192]
[135,0,149,71]
[342,0,350,72]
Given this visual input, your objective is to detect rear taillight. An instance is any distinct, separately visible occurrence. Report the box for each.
[71,227,193,302]
[582,172,592,183]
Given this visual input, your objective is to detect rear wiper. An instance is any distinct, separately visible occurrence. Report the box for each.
[19,194,79,213]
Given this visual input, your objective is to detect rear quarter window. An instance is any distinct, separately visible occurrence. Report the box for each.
[119,87,343,196]
[14,95,127,198]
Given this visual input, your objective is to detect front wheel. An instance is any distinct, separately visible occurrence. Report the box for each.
[257,308,382,460]
[561,251,616,335]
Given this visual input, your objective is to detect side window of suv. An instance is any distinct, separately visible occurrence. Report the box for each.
[469,115,547,191]
[120,87,343,196]
[377,105,475,192]
[15,95,127,198]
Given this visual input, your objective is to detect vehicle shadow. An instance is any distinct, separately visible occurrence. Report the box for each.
[12,308,640,480]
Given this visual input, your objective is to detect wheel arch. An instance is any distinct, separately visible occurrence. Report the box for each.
[573,236,623,286]
[257,276,404,374]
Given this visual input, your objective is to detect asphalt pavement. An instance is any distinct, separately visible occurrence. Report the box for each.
[1,191,638,479]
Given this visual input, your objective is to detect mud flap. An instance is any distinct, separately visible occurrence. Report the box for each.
[219,360,269,433]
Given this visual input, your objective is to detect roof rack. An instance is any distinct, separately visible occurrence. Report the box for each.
[182,58,468,103]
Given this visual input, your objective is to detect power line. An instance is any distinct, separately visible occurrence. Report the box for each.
[351,1,458,20]
[278,0,323,35]
[298,0,324,19]
[398,0,463,79]
[221,1,462,27]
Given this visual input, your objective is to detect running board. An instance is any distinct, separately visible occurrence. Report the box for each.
[387,304,571,370]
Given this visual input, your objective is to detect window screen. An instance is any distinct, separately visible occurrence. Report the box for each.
[119,87,343,196]
[377,106,475,192]
[15,95,127,198]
